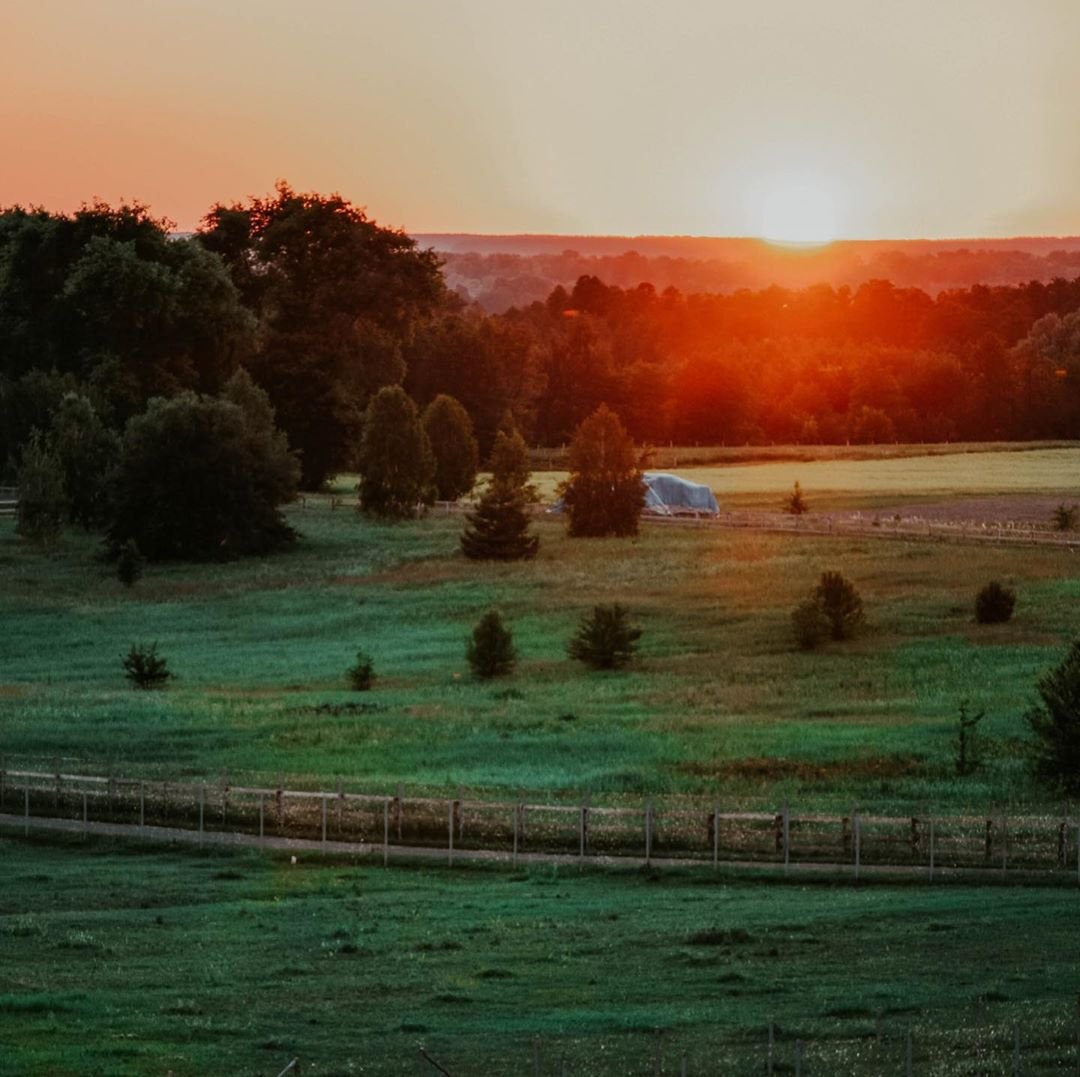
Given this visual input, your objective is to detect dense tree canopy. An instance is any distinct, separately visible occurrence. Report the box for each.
[107,389,299,561]
[200,183,445,487]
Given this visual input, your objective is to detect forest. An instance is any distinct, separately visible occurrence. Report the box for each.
[4,187,1080,493]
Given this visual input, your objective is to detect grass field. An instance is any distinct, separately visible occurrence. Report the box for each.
[4,445,1080,1074]
[3,834,1079,1076]
[2,447,1080,813]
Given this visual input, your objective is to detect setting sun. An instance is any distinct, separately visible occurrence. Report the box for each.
[758,173,840,246]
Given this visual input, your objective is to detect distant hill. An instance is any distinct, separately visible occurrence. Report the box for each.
[412,233,1080,313]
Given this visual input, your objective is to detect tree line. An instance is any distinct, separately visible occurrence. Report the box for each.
[6,185,1080,555]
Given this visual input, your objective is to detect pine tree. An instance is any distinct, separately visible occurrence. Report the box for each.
[784,481,808,515]
[568,604,642,669]
[488,424,534,497]
[466,610,517,678]
[461,484,539,560]
[815,571,865,641]
[1026,640,1080,793]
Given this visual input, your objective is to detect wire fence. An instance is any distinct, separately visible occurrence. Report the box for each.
[3,763,1080,882]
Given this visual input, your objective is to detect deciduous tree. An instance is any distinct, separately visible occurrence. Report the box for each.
[560,404,643,537]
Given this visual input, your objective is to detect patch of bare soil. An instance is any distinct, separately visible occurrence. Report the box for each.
[872,495,1073,528]
[679,754,927,783]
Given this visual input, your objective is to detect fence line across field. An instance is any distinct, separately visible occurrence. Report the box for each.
[3,764,1079,882]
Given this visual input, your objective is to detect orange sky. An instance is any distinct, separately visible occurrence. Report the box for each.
[5,1,1080,239]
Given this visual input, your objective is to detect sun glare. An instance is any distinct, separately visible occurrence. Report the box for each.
[758,173,839,246]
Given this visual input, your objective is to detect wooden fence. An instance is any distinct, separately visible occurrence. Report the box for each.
[0,486,17,518]
[3,765,1079,881]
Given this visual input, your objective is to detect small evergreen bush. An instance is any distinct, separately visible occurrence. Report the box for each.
[122,642,172,689]
[568,604,641,670]
[348,651,375,691]
[466,610,517,678]
[1052,503,1077,532]
[975,580,1015,624]
[1026,640,1080,793]
[784,481,809,515]
[815,571,864,641]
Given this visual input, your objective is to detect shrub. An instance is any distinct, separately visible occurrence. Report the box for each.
[791,596,829,650]
[568,604,641,670]
[1026,640,1080,794]
[975,580,1015,624]
[1052,503,1077,532]
[122,642,172,689]
[115,539,144,588]
[348,651,375,691]
[815,571,864,641]
[466,610,517,678]
[784,481,809,516]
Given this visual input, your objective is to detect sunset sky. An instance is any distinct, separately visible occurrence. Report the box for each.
[5,1,1080,240]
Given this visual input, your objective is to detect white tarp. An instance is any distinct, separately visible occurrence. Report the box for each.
[642,472,719,516]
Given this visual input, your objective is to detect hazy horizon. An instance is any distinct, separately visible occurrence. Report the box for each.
[6,1,1080,239]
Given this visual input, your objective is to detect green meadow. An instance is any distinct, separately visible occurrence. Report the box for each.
[2,447,1080,812]
[4,446,1080,1075]
[2,834,1078,1077]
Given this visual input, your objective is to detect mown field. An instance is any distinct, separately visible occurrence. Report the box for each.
[2,834,1079,1076]
[2,447,1080,813]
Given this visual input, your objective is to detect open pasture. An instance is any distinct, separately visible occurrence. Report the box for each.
[2,447,1080,813]
[2,834,1079,1076]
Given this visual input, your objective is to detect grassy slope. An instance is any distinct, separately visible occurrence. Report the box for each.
[3,835,1078,1076]
[2,451,1080,810]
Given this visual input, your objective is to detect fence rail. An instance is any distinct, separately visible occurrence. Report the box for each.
[3,766,1079,882]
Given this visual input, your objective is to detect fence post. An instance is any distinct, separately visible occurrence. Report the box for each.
[929,818,935,882]
[259,793,265,847]
[0,756,5,810]
[533,1036,540,1077]
[448,799,455,867]
[783,799,791,874]
[321,796,327,844]
[794,1038,802,1077]
[1002,815,1008,872]
[512,802,519,866]
[139,781,145,833]
[580,795,589,862]
[336,778,344,836]
[713,801,720,869]
[82,791,88,837]
[767,1021,774,1076]
[1013,1024,1021,1076]
[199,782,205,844]
[383,797,390,867]
[680,1050,687,1077]
[645,798,653,865]
[854,812,861,881]
[905,1027,913,1077]
[24,784,29,836]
